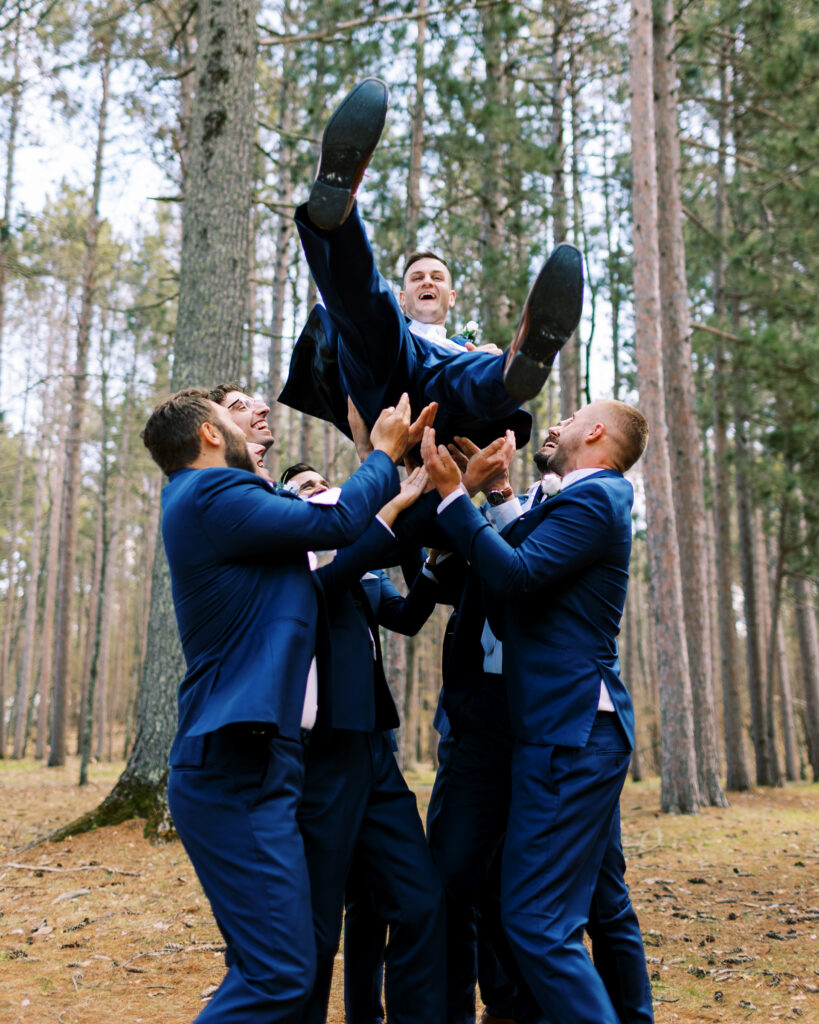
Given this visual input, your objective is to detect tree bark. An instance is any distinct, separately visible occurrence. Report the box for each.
[405,0,427,256]
[791,573,819,780]
[0,5,22,407]
[550,1,580,417]
[629,0,699,813]
[653,0,726,808]
[711,39,750,791]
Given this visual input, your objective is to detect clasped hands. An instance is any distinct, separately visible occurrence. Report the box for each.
[421,427,516,500]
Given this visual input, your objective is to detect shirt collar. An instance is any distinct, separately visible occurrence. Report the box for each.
[559,467,608,490]
[407,319,467,353]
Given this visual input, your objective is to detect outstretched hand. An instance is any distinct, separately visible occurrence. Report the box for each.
[378,466,429,527]
[449,430,516,497]
[420,426,463,498]
[370,393,411,463]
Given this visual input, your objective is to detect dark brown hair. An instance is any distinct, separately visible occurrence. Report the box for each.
[209,380,246,406]
[280,462,318,485]
[402,250,452,287]
[142,387,216,476]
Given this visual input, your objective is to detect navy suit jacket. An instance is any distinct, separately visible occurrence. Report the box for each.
[316,520,440,732]
[437,471,635,749]
[161,451,399,759]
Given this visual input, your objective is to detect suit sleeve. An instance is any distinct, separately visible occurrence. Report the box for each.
[437,488,617,599]
[315,518,398,599]
[374,568,440,636]
[198,451,399,560]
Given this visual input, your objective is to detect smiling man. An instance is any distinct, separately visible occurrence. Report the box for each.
[421,401,654,1024]
[279,78,584,451]
[209,381,274,451]
[141,387,412,1024]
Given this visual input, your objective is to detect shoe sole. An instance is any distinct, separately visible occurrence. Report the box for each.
[308,79,389,231]
[503,244,583,403]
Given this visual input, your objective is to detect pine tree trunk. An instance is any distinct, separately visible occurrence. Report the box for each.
[550,2,580,416]
[405,0,427,255]
[653,0,726,808]
[733,403,778,785]
[629,0,700,813]
[790,574,819,780]
[711,42,750,791]
[49,55,110,767]
[265,6,296,482]
[478,2,510,337]
[0,9,22,404]
[776,618,799,782]
[0,426,26,759]
[11,423,47,758]
[755,508,782,786]
[94,383,131,761]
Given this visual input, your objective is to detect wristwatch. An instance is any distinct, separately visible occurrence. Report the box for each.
[487,485,514,506]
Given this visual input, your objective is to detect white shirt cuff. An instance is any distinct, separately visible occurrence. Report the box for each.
[485,495,523,532]
[375,514,396,537]
[437,483,469,514]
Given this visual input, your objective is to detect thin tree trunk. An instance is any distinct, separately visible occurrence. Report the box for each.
[49,54,110,767]
[733,405,778,785]
[11,421,47,758]
[479,1,511,337]
[757,506,783,787]
[550,1,580,416]
[791,573,819,780]
[0,423,27,759]
[265,19,296,483]
[405,0,427,255]
[711,39,750,791]
[653,0,726,807]
[0,6,22,405]
[776,618,799,782]
[94,378,131,761]
[629,0,699,813]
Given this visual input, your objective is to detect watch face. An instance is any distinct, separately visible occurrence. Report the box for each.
[488,490,505,506]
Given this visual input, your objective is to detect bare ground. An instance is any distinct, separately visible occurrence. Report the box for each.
[1,756,817,1024]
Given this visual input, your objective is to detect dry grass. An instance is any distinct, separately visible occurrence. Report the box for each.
[1,756,817,1024]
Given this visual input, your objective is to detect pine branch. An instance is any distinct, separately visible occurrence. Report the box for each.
[258,0,510,47]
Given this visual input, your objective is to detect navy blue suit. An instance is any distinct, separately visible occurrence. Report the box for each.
[162,452,399,1023]
[281,203,532,450]
[436,472,653,1024]
[297,522,445,1024]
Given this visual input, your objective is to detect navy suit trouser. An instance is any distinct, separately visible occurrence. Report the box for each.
[168,725,315,1023]
[344,861,387,1024]
[501,713,654,1024]
[429,677,541,1024]
[298,729,445,1024]
[294,203,518,433]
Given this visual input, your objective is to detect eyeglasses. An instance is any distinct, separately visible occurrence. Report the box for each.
[227,395,266,414]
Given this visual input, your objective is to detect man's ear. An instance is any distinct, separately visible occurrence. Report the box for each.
[586,421,605,443]
[448,289,457,309]
[398,289,406,313]
[200,420,223,449]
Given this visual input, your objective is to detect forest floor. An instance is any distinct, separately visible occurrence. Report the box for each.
[0,755,817,1024]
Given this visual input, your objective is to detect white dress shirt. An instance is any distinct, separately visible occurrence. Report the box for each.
[407,318,467,354]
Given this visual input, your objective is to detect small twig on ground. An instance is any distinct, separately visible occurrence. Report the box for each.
[4,861,140,877]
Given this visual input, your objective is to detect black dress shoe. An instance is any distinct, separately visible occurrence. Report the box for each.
[503,243,584,403]
[307,78,390,231]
